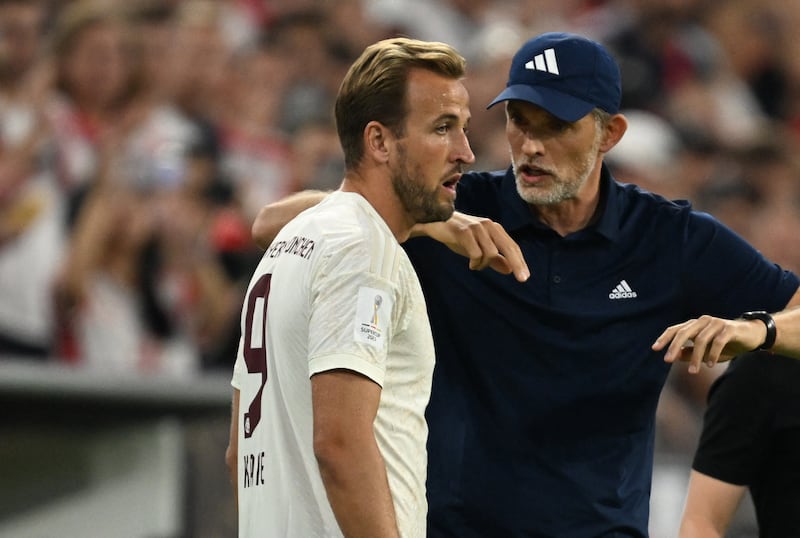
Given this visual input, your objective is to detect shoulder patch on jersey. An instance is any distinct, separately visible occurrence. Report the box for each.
[354,286,392,349]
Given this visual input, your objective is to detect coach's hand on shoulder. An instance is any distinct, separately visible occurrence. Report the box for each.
[412,212,530,282]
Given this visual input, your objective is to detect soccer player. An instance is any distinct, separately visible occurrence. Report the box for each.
[225,37,480,537]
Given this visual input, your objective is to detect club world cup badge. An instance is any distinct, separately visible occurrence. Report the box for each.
[355,287,391,349]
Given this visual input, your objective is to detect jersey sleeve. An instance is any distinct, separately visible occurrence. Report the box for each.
[306,230,402,387]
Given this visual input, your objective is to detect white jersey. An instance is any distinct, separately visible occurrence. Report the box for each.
[231,191,435,537]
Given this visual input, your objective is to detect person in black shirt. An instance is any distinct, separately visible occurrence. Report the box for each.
[680,351,800,537]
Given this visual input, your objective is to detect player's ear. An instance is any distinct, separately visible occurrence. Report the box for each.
[364,121,392,164]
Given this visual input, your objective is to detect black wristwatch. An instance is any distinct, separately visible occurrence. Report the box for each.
[739,311,777,351]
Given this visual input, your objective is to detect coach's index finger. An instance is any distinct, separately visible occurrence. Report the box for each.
[488,222,529,282]
[503,245,530,283]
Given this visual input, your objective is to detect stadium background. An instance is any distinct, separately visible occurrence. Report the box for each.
[2,0,799,535]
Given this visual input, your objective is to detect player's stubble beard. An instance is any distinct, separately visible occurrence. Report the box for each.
[391,142,456,224]
[513,123,602,207]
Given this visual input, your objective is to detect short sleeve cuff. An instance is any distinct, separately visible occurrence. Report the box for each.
[309,352,385,387]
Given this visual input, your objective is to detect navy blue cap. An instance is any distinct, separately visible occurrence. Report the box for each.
[488,32,621,122]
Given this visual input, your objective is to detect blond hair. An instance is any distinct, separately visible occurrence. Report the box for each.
[335,37,466,169]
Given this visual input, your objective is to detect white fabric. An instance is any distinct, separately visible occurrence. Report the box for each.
[0,97,65,345]
[47,98,199,192]
[76,273,198,376]
[231,191,434,537]
[118,104,200,192]
[0,176,65,344]
[219,128,293,219]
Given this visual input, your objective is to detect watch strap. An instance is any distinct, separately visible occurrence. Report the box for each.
[739,311,777,351]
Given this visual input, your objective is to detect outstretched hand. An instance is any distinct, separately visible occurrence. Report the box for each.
[414,212,530,282]
[652,315,767,373]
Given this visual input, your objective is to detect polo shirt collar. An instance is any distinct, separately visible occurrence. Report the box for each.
[500,162,621,242]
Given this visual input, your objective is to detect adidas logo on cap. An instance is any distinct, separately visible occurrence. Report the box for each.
[524,47,560,75]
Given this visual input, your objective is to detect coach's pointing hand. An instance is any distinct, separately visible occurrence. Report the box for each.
[413,212,530,282]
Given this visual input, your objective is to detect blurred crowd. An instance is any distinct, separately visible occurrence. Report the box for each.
[1,0,798,391]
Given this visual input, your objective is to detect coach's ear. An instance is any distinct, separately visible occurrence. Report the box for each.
[599,113,627,154]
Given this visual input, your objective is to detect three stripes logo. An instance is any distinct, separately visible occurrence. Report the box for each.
[609,280,637,300]
[525,48,560,75]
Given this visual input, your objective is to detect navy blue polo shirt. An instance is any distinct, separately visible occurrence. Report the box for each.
[404,164,799,538]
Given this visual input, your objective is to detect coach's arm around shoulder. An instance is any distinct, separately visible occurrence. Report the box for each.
[252,190,330,249]
[252,192,529,283]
